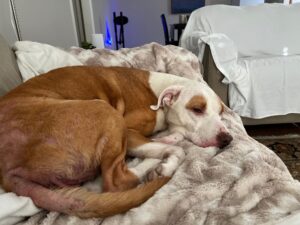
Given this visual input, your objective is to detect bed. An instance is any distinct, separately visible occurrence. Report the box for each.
[1,36,300,225]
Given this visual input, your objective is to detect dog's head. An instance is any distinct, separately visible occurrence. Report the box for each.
[151,82,232,149]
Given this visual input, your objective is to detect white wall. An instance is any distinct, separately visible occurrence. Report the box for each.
[13,0,79,48]
[236,0,292,4]
[0,1,18,46]
[81,0,96,42]
[205,0,265,6]
[0,0,79,48]
[240,0,264,5]
[92,0,259,49]
[92,0,179,49]
[92,0,108,35]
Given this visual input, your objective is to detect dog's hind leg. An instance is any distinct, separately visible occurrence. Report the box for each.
[99,115,140,192]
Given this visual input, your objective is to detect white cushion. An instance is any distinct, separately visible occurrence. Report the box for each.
[14,41,82,81]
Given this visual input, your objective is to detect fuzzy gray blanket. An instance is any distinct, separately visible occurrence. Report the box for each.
[17,43,300,225]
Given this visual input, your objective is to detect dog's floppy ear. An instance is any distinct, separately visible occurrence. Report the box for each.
[150,85,183,110]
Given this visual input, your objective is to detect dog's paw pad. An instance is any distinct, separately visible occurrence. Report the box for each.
[146,164,176,182]
[146,170,156,181]
[146,166,164,181]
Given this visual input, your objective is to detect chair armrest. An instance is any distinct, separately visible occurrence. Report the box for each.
[202,45,229,106]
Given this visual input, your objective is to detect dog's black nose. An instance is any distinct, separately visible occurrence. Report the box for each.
[217,132,233,149]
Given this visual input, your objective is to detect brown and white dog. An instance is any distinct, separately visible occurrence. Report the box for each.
[0,66,232,218]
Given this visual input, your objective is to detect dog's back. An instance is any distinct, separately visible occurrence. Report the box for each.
[2,66,155,102]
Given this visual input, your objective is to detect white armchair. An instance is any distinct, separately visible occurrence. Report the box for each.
[181,3,300,120]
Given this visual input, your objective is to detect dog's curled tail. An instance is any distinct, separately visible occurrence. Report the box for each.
[55,177,170,218]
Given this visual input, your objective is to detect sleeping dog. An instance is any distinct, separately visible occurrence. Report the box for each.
[0,66,232,218]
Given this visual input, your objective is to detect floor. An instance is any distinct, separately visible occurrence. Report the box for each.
[245,123,300,137]
[245,123,300,180]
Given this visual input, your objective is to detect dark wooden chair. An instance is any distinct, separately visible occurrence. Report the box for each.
[160,14,179,46]
[113,12,128,50]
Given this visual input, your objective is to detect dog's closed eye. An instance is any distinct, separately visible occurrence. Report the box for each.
[191,107,203,115]
[186,95,207,115]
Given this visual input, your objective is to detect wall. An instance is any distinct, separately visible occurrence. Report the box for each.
[0,1,18,46]
[92,0,108,35]
[81,0,96,42]
[0,0,79,48]
[92,0,249,49]
[206,0,265,5]
[233,0,292,4]
[92,0,179,49]
[13,0,79,48]
[240,0,264,4]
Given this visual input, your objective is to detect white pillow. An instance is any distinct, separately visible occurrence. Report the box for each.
[14,41,83,81]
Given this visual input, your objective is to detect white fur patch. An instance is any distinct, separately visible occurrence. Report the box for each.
[148,72,189,98]
[129,158,161,180]
[128,142,185,179]
[153,109,167,133]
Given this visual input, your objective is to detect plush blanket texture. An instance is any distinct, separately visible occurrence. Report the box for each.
[11,42,300,225]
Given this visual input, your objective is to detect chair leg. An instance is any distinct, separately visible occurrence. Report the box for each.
[113,12,119,50]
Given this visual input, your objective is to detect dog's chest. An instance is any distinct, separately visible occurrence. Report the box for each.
[153,109,167,133]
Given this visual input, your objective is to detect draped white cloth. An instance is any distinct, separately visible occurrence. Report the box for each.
[0,189,40,225]
[180,3,300,118]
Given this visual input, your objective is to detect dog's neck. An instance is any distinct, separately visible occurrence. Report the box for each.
[149,72,190,133]
[148,72,190,97]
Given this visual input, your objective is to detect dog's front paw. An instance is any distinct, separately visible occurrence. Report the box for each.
[146,157,178,181]
[146,165,164,181]
[145,145,185,182]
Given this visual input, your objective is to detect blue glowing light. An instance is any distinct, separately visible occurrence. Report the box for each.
[105,20,112,46]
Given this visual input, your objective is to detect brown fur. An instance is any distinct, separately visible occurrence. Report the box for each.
[0,66,169,218]
[185,95,207,113]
